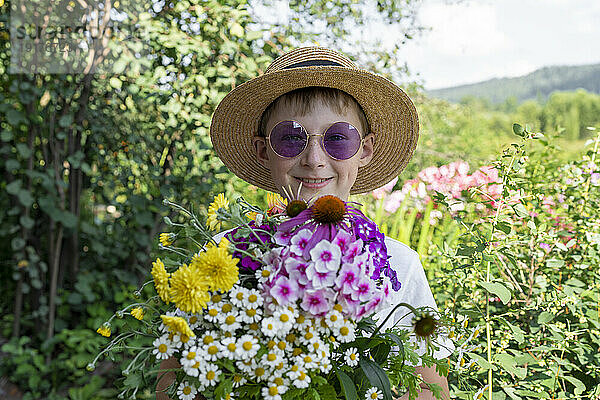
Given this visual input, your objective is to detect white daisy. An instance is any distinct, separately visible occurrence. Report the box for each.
[273,307,295,335]
[324,310,345,329]
[220,336,240,360]
[244,288,264,308]
[251,363,269,382]
[334,319,356,343]
[365,387,383,400]
[240,305,263,324]
[152,334,175,360]
[256,264,275,284]
[291,369,311,388]
[262,350,284,369]
[177,381,197,400]
[236,334,260,360]
[296,353,318,370]
[198,363,221,388]
[231,373,247,388]
[236,359,254,374]
[262,381,287,400]
[228,285,248,307]
[185,312,203,329]
[182,358,204,378]
[180,346,201,368]
[298,326,319,346]
[344,347,360,367]
[221,309,242,333]
[261,316,283,338]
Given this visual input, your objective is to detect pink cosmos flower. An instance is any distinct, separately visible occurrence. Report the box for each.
[301,288,335,316]
[310,240,341,273]
[270,275,300,306]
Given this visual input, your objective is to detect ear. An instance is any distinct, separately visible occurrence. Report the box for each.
[358,133,375,167]
[252,136,270,168]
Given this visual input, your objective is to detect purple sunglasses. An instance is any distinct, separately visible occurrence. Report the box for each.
[265,120,364,160]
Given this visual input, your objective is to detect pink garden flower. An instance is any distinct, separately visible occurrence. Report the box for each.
[270,275,300,306]
[301,288,335,316]
[309,240,341,273]
[290,228,312,256]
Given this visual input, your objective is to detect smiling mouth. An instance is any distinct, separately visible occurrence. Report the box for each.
[295,177,332,184]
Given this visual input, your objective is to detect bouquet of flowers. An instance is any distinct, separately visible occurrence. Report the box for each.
[91,192,446,400]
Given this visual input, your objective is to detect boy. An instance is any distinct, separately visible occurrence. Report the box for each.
[158,47,451,399]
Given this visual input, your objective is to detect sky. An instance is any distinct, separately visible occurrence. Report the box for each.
[385,0,600,89]
[252,0,600,90]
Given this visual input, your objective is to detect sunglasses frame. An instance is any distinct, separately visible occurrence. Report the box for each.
[264,120,365,161]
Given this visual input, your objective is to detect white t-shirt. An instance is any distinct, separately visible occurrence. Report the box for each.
[373,236,454,361]
[212,230,454,361]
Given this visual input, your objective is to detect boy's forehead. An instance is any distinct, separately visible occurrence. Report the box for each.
[269,95,360,120]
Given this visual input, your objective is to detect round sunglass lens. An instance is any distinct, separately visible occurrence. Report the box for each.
[270,121,307,157]
[323,122,362,160]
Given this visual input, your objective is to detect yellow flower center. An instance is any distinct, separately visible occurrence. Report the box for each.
[371,392,378,399]
[274,377,284,386]
[267,340,276,349]
[350,353,357,360]
[248,294,258,303]
[236,292,244,300]
[246,309,257,317]
[203,335,214,344]
[280,314,289,322]
[189,316,198,324]
[286,333,296,343]
[291,365,299,372]
[267,353,277,362]
[158,344,167,353]
[333,304,343,312]
[255,367,265,377]
[183,387,191,395]
[293,348,303,356]
[249,323,259,330]
[329,314,338,322]
[304,332,313,340]
[277,341,286,350]
[269,386,278,396]
[299,371,307,380]
[225,315,236,325]
[303,355,312,363]
[340,326,349,336]
[186,351,196,360]
[208,308,218,317]
[234,375,242,382]
[243,341,253,351]
[207,371,216,380]
[212,294,222,303]
[261,270,270,278]
[181,335,190,343]
[208,345,218,355]
[222,303,232,313]
[297,315,305,324]
[227,343,236,351]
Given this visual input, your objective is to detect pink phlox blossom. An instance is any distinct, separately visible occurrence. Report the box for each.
[341,238,364,264]
[301,287,336,316]
[310,240,341,273]
[352,276,375,302]
[335,262,361,293]
[284,258,311,286]
[290,228,312,256]
[274,229,293,246]
[339,293,360,319]
[332,230,354,252]
[270,275,300,306]
[305,262,337,289]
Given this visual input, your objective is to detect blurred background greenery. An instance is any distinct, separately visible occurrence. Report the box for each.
[1,0,599,398]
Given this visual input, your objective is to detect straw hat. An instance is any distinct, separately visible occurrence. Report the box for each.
[209,46,419,194]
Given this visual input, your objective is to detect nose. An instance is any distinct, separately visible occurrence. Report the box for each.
[300,134,327,168]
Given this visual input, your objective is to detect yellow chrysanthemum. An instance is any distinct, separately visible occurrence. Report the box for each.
[190,238,239,292]
[96,323,111,337]
[159,232,175,246]
[169,263,210,313]
[130,307,144,320]
[151,258,170,303]
[160,315,195,337]
[206,193,229,231]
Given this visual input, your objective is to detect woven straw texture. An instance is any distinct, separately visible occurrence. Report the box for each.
[210,47,419,195]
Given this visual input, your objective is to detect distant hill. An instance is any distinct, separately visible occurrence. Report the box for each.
[427,63,600,104]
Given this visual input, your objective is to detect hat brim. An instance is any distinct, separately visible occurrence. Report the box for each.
[210,65,419,194]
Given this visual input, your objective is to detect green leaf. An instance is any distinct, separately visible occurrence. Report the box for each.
[6,109,25,126]
[358,358,392,400]
[18,190,34,208]
[16,143,31,158]
[370,343,391,365]
[513,123,524,137]
[6,179,22,195]
[59,114,73,128]
[546,259,564,269]
[494,353,516,373]
[1,130,14,141]
[496,222,512,234]
[498,317,525,344]
[246,30,263,41]
[335,368,358,400]
[563,376,585,396]
[512,203,529,218]
[480,281,511,304]
[317,384,338,400]
[19,215,34,229]
[537,311,554,324]
[11,237,26,250]
[466,352,494,371]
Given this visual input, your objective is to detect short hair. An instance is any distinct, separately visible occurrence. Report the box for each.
[258,86,370,138]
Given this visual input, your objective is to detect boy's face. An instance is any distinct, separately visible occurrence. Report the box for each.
[253,97,374,201]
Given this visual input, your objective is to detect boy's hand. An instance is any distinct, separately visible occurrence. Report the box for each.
[396,364,450,400]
